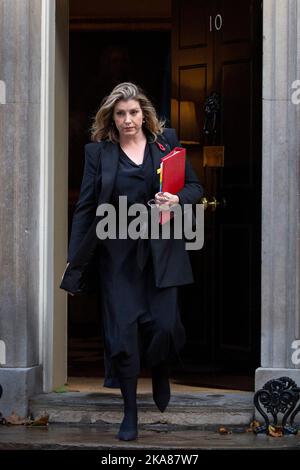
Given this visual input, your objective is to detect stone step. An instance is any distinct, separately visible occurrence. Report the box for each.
[29,391,254,428]
[2,424,300,451]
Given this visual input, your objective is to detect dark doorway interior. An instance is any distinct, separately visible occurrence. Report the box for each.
[67,30,171,379]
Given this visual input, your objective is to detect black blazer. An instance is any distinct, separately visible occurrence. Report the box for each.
[60,128,203,294]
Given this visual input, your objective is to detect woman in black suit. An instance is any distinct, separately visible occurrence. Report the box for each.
[62,82,203,441]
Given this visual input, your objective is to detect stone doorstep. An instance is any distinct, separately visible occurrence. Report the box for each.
[1,424,300,451]
[29,391,255,428]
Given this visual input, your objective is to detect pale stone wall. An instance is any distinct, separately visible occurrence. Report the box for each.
[0,0,43,416]
[256,0,300,389]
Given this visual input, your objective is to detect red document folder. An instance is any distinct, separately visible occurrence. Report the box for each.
[159,147,186,224]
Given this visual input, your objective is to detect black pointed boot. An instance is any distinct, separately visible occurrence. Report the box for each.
[152,362,170,413]
[117,376,138,441]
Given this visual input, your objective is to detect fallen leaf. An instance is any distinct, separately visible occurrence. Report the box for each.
[53,384,80,393]
[54,385,68,393]
[26,414,49,427]
[218,426,232,435]
[250,420,260,428]
[246,420,261,432]
[268,425,283,437]
[5,411,28,425]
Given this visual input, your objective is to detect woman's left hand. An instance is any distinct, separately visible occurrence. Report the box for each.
[154,192,179,208]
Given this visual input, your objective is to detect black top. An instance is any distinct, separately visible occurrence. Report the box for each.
[111,143,155,208]
[107,143,154,272]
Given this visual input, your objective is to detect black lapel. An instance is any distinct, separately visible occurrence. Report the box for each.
[97,140,119,204]
[149,135,172,193]
[97,135,172,203]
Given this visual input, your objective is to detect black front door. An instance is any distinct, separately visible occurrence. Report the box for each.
[172,0,262,387]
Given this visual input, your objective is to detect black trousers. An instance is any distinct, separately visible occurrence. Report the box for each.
[111,316,178,379]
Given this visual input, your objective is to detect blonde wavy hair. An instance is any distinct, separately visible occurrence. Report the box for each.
[90,82,165,143]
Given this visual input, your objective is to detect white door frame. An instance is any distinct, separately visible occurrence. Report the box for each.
[40,0,69,392]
